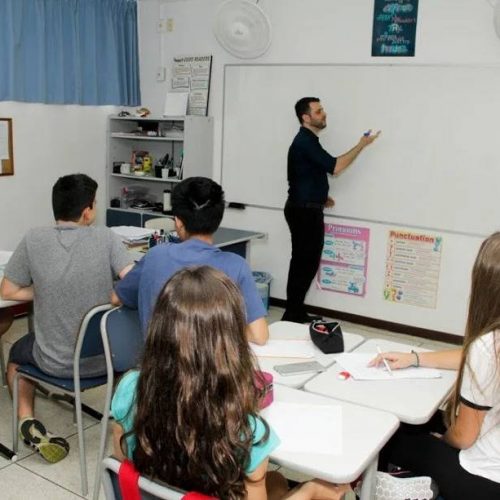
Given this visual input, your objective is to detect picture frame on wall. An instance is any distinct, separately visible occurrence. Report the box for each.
[0,118,14,176]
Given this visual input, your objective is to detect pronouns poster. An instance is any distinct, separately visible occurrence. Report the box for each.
[318,224,370,297]
[384,230,442,308]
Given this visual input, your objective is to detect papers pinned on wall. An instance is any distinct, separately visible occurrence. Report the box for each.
[164,92,189,117]
[336,353,442,380]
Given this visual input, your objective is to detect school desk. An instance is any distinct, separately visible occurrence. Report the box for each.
[255,321,365,389]
[304,338,457,425]
[263,384,399,500]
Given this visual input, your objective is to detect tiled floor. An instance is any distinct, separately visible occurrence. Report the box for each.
[0,308,457,499]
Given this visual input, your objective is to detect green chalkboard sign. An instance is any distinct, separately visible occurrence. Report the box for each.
[372,0,419,57]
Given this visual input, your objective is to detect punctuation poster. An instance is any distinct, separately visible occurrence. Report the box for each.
[318,224,370,297]
[384,230,442,309]
[372,0,419,57]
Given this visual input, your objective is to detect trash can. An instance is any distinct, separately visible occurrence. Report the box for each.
[252,271,272,313]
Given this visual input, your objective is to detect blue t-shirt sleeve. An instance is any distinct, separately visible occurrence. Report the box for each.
[115,257,145,309]
[111,370,140,459]
[111,370,139,430]
[246,416,280,474]
[237,261,266,323]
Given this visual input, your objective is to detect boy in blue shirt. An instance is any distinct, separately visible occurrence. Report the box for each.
[112,177,268,345]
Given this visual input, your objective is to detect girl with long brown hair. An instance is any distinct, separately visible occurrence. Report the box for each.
[110,266,349,499]
[372,232,500,499]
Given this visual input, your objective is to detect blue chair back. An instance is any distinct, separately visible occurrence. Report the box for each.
[103,307,143,372]
[79,306,111,358]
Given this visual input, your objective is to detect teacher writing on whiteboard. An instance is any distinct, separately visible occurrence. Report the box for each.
[282,97,380,323]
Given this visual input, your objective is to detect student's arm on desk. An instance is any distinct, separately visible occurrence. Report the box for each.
[119,263,134,279]
[369,348,462,371]
[246,317,269,346]
[0,277,34,302]
[110,263,134,304]
[443,403,485,450]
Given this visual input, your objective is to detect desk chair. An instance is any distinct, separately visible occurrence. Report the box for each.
[93,306,144,500]
[0,310,14,386]
[12,303,114,496]
[102,456,212,500]
[144,217,176,232]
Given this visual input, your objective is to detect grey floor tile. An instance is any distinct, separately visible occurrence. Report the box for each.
[0,463,81,499]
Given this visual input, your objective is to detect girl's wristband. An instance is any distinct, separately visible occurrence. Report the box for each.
[411,350,420,368]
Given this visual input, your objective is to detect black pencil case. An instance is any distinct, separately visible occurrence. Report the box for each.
[309,320,344,354]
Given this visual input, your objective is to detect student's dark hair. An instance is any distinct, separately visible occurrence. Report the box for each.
[171,177,225,235]
[295,97,320,124]
[52,174,97,221]
[125,266,268,499]
[445,232,500,427]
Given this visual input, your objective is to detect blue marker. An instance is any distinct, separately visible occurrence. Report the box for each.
[363,130,371,137]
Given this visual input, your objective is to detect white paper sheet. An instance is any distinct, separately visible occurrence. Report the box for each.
[251,340,316,359]
[336,353,441,380]
[164,92,189,116]
[110,226,156,241]
[263,402,342,455]
[0,122,9,160]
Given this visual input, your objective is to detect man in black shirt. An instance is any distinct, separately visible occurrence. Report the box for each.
[283,97,380,323]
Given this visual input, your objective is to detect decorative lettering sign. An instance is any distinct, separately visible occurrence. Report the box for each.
[372,0,419,57]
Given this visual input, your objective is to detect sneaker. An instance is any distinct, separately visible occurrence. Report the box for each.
[19,418,69,464]
[374,471,435,500]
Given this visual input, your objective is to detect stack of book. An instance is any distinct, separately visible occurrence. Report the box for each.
[111,226,156,248]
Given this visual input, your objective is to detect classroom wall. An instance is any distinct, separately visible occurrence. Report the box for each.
[137,0,500,336]
[0,103,121,250]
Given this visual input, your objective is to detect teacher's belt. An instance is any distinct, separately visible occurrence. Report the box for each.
[286,200,325,210]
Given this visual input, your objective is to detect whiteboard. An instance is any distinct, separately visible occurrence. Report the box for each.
[221,64,500,235]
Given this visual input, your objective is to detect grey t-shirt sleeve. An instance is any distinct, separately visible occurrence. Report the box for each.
[108,231,135,278]
[4,236,32,287]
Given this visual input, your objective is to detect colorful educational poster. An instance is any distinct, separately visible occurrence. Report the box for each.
[318,224,370,297]
[171,55,212,116]
[372,0,419,57]
[384,230,443,309]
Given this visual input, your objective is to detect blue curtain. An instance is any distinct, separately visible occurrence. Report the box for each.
[0,0,141,105]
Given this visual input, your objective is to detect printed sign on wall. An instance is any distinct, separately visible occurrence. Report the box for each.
[318,224,370,297]
[372,0,419,57]
[384,230,443,309]
[171,55,213,115]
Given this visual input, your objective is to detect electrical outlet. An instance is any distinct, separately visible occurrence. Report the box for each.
[156,66,166,82]
[156,19,167,34]
[166,18,174,32]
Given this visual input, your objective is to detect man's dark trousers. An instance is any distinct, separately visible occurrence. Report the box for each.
[283,201,324,321]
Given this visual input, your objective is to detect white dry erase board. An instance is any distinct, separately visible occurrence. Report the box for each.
[221,64,500,236]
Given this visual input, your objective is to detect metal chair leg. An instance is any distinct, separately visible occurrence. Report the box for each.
[12,372,20,453]
[75,388,88,496]
[92,375,114,500]
[0,340,6,387]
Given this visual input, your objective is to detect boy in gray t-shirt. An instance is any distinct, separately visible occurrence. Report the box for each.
[1,174,133,463]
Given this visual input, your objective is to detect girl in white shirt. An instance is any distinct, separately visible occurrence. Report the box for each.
[373,232,500,499]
